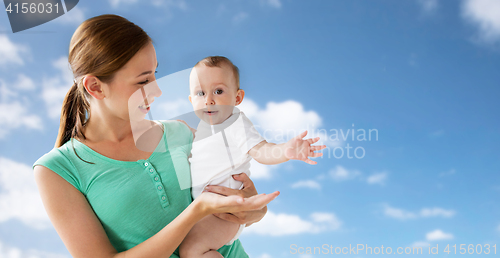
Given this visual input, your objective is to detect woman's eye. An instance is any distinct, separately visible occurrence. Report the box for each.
[196,91,204,97]
[214,89,223,95]
[139,79,149,85]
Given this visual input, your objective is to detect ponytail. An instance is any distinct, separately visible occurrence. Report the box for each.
[55,80,89,148]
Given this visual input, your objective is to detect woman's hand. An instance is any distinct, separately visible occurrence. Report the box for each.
[204,173,275,226]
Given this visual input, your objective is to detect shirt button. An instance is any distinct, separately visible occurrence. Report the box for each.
[161,196,166,201]
[157,185,162,190]
[154,177,159,181]
[149,168,154,174]
[144,162,149,166]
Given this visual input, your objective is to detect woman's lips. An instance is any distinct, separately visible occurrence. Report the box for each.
[138,104,150,114]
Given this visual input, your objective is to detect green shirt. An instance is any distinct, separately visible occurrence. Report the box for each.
[33,120,248,257]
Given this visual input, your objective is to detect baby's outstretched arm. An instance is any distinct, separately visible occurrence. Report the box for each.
[248,131,326,165]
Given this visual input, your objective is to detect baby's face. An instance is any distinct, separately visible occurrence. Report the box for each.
[189,64,244,125]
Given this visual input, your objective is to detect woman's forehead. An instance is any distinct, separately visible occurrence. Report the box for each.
[120,43,157,76]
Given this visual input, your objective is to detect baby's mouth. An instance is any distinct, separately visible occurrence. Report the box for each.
[204,110,218,115]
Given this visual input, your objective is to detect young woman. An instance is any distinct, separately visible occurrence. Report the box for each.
[33,14,278,258]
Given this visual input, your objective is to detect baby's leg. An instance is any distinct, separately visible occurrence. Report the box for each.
[179,214,241,258]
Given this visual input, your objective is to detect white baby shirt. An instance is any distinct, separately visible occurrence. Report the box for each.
[189,110,265,199]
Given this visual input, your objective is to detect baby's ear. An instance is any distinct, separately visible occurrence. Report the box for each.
[235,89,245,105]
[188,95,192,103]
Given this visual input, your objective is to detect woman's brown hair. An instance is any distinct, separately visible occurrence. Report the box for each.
[55,14,152,148]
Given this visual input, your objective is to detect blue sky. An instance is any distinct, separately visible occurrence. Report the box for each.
[0,0,499,257]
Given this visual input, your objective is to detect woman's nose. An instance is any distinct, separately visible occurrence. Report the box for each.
[147,80,162,98]
[142,81,162,102]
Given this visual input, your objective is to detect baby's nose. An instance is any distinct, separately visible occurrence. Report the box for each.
[205,95,215,105]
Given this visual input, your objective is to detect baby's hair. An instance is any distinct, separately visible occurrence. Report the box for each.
[195,56,240,90]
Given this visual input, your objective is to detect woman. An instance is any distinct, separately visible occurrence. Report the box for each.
[33,14,278,258]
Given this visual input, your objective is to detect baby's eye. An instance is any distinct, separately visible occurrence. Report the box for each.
[214,89,223,95]
[196,91,205,97]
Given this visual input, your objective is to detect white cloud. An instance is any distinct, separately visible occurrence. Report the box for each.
[426,229,454,241]
[257,254,272,258]
[238,99,338,148]
[261,0,282,9]
[329,165,361,181]
[383,204,418,220]
[0,80,16,102]
[383,204,456,220]
[41,57,74,119]
[420,207,456,218]
[244,210,341,236]
[0,240,68,258]
[413,230,454,249]
[0,35,29,67]
[0,157,51,230]
[55,6,85,25]
[14,74,35,91]
[366,172,388,185]
[249,159,277,180]
[497,223,500,232]
[328,166,389,185]
[291,180,321,190]
[0,73,42,138]
[462,0,500,44]
[237,98,259,117]
[0,101,43,139]
[233,12,249,24]
[0,74,36,102]
[417,0,438,14]
[241,100,322,140]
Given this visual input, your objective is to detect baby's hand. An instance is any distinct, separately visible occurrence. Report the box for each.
[284,131,326,165]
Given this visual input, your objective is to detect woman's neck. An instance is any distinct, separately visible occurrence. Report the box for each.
[83,111,133,143]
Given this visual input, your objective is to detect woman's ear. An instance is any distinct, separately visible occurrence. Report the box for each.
[83,75,105,100]
[235,89,245,106]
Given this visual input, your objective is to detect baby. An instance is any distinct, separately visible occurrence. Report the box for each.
[179,56,325,258]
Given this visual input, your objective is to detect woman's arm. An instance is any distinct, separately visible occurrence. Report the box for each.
[34,166,277,258]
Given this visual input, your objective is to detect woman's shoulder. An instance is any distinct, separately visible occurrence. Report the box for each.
[33,142,75,168]
[33,141,83,191]
[157,120,194,146]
